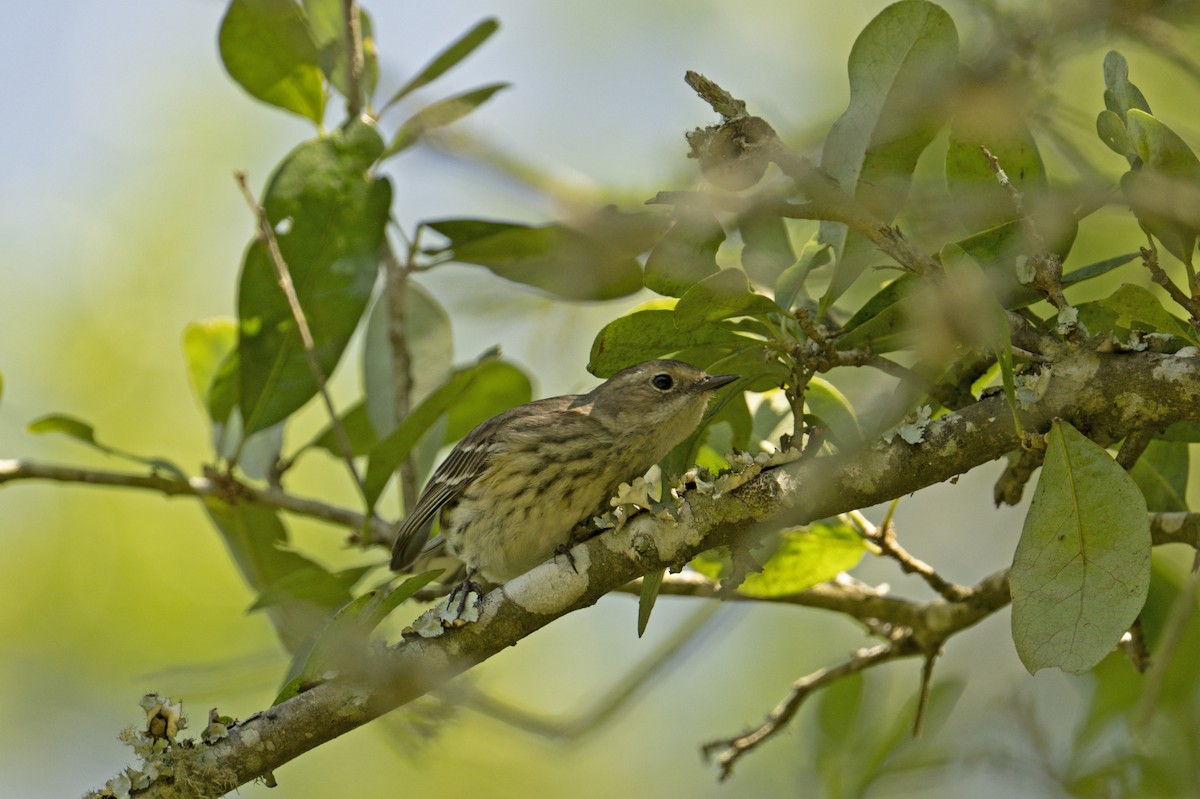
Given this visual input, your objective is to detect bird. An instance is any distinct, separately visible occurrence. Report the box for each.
[390,359,738,597]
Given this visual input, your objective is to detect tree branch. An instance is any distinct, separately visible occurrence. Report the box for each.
[0,459,393,543]
[84,347,1200,797]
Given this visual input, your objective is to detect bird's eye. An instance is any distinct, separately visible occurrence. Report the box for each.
[651,373,674,391]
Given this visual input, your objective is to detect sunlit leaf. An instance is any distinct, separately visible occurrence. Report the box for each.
[183,318,238,414]
[219,0,326,123]
[739,522,867,598]
[302,0,379,101]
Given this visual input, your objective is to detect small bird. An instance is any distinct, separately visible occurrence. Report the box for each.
[390,359,738,592]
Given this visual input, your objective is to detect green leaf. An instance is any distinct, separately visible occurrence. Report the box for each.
[1122,110,1200,268]
[805,378,861,447]
[273,569,443,706]
[674,269,783,331]
[182,318,239,415]
[426,210,653,301]
[249,564,371,611]
[643,209,725,297]
[1102,51,1151,121]
[26,414,186,478]
[362,282,454,438]
[238,119,392,436]
[203,498,340,652]
[383,83,510,158]
[302,0,379,101]
[738,522,867,598]
[384,18,500,107]
[363,358,514,508]
[1097,109,1137,163]
[218,0,326,124]
[304,401,378,457]
[946,116,1046,233]
[774,238,831,310]
[1094,283,1199,345]
[837,277,918,354]
[637,568,666,638]
[1010,419,1151,674]
[1130,439,1188,512]
[588,308,747,377]
[443,361,532,443]
[739,210,795,288]
[817,0,958,310]
[27,413,96,445]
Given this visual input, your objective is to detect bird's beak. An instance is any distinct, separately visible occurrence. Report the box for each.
[697,373,738,391]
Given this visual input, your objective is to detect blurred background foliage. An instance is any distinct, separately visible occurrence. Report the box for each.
[4,1,1200,797]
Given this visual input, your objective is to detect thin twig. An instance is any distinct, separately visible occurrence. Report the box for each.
[1139,244,1200,325]
[702,642,915,780]
[234,171,370,511]
[849,511,971,602]
[342,0,365,118]
[0,458,393,542]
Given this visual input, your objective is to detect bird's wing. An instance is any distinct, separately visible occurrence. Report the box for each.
[389,413,506,570]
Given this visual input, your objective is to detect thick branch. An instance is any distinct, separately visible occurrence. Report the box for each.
[90,348,1200,797]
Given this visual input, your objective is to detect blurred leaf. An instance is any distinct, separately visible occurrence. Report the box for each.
[739,209,795,288]
[26,414,186,478]
[674,268,783,331]
[303,0,378,100]
[238,119,391,436]
[362,282,454,438]
[1097,109,1137,163]
[383,83,509,158]
[203,497,340,652]
[426,211,651,301]
[207,350,241,425]
[739,522,867,598]
[443,361,532,442]
[946,115,1046,233]
[250,564,371,611]
[817,671,864,751]
[637,568,666,638]
[818,0,958,311]
[27,413,96,445]
[838,277,918,354]
[384,18,499,107]
[1095,283,1199,345]
[1130,439,1188,512]
[805,378,861,447]
[1103,51,1151,122]
[273,569,443,705]
[1010,419,1150,674]
[588,309,747,377]
[219,0,326,123]
[644,208,725,297]
[183,318,239,415]
[0,369,4,406]
[1122,110,1200,268]
[774,238,831,310]
[303,401,378,457]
